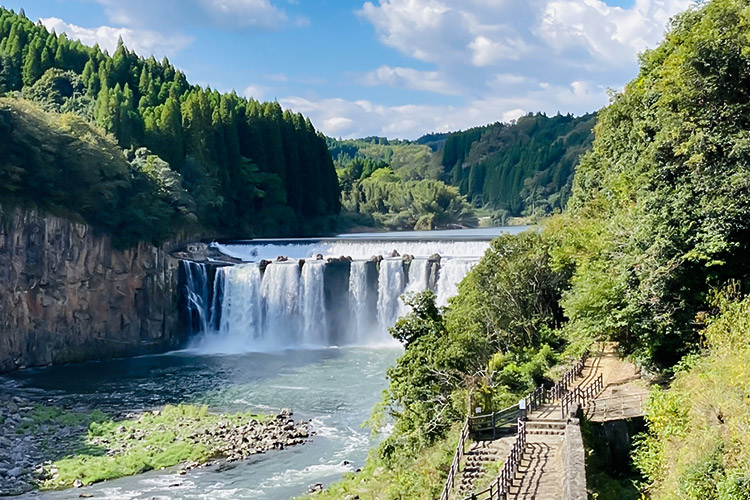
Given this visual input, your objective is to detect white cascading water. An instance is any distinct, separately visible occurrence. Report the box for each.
[183,261,210,335]
[348,261,371,344]
[261,262,302,345]
[185,232,520,352]
[377,259,405,333]
[218,264,263,344]
[398,259,430,316]
[436,258,477,307]
[209,267,225,330]
[213,240,495,262]
[300,261,328,346]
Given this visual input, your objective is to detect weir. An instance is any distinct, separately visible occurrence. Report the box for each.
[178,233,509,350]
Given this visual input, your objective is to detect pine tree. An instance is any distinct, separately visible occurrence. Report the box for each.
[21,38,42,86]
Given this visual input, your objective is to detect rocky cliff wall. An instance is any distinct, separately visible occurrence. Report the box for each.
[0,204,183,372]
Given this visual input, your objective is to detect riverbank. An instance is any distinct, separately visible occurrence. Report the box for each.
[0,394,311,495]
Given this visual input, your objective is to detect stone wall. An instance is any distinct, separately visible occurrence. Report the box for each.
[563,417,588,500]
[0,204,183,372]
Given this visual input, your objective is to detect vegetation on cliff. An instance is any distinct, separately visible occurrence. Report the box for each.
[311,0,750,498]
[0,7,340,244]
[633,290,750,500]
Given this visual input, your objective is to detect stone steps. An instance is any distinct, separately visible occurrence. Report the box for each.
[455,438,513,497]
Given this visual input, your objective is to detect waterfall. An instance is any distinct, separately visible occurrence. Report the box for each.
[218,264,263,345]
[261,262,302,345]
[209,267,225,330]
[185,232,505,352]
[436,258,477,307]
[300,261,327,346]
[377,259,405,332]
[349,261,371,343]
[182,261,210,335]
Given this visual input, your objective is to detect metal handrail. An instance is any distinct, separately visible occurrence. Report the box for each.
[561,373,603,418]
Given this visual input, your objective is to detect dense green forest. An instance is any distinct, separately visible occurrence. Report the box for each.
[310,1,750,499]
[329,136,474,230]
[329,113,595,230]
[0,7,339,244]
[442,112,596,217]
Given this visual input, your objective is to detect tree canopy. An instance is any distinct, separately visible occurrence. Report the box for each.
[0,7,340,243]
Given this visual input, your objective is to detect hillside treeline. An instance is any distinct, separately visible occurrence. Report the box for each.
[0,7,339,243]
[329,113,595,229]
[442,112,596,217]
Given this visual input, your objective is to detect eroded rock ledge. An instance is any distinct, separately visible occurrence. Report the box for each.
[0,204,183,372]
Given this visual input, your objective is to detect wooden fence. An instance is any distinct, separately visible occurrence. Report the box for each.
[561,373,604,419]
[458,419,527,500]
[468,402,522,439]
[439,419,470,500]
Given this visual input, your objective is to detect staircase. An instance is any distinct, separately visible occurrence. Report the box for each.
[443,349,600,500]
[507,420,566,500]
[456,438,513,497]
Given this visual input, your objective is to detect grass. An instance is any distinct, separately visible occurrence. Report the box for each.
[298,424,462,500]
[40,404,269,489]
[17,404,108,434]
[632,294,750,500]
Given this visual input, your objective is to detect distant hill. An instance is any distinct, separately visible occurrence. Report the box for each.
[328,113,596,224]
[441,112,596,216]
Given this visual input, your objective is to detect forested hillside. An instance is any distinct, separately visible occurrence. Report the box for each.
[0,7,339,243]
[442,112,596,217]
[330,113,595,230]
[312,1,750,499]
[328,136,475,230]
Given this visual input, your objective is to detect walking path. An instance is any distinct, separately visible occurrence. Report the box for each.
[450,343,650,500]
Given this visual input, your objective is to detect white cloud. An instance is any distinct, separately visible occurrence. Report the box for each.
[347,0,694,137]
[92,0,291,32]
[469,35,528,65]
[40,17,193,58]
[537,0,694,63]
[243,85,266,100]
[280,79,605,139]
[362,66,459,95]
[358,0,693,69]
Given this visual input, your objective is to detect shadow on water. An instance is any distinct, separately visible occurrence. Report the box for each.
[1,347,348,415]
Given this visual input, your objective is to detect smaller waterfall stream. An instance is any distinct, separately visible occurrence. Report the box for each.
[261,262,302,345]
[436,258,476,307]
[300,261,328,345]
[182,261,211,335]
[377,259,405,333]
[399,259,431,316]
[348,261,372,344]
[218,264,263,346]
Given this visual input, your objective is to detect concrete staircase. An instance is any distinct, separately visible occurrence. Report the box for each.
[456,438,512,497]
[507,420,566,500]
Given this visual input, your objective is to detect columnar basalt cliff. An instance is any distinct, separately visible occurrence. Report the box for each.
[0,205,182,372]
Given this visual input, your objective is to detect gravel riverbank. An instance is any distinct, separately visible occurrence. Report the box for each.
[0,394,311,495]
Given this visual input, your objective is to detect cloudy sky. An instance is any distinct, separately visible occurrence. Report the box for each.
[4,0,694,139]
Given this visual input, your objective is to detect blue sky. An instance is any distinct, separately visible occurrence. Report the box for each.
[3,0,694,139]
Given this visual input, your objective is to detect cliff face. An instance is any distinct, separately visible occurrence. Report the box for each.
[0,205,183,372]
